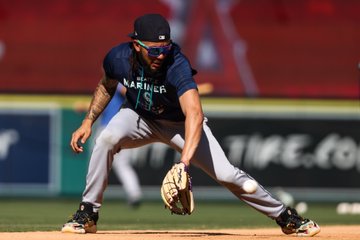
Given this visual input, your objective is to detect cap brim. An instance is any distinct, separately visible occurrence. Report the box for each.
[128,32,137,39]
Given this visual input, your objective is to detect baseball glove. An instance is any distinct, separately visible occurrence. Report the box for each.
[160,162,194,215]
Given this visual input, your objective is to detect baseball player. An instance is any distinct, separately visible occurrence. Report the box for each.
[61,14,320,236]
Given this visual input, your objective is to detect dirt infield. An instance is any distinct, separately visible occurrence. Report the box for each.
[0,225,359,240]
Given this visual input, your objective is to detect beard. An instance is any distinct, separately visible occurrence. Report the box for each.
[137,53,167,79]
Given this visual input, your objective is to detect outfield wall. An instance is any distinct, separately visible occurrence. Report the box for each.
[0,96,359,202]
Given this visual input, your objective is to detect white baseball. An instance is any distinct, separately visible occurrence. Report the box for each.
[295,202,308,214]
[243,180,258,194]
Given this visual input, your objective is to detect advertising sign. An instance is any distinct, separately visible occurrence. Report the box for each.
[0,106,60,195]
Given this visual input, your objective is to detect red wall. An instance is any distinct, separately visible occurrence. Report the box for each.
[0,0,359,98]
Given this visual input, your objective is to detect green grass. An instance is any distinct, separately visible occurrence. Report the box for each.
[0,198,358,232]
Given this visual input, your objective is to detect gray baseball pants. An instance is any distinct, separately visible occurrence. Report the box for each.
[82,108,285,219]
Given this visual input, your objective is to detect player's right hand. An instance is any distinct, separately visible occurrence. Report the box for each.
[70,119,92,153]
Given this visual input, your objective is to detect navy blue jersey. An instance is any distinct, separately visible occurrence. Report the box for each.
[103,42,197,121]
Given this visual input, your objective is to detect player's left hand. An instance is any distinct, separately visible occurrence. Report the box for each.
[160,162,194,215]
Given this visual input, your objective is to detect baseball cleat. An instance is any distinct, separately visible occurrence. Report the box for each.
[276,207,321,237]
[61,202,98,234]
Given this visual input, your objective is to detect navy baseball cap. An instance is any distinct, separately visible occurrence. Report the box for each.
[128,14,171,42]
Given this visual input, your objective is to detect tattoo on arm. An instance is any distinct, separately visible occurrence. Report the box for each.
[85,75,118,122]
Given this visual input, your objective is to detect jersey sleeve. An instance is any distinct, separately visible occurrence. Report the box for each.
[168,55,198,97]
[102,49,116,79]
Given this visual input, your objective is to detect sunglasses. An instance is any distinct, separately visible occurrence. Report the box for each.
[136,40,172,57]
